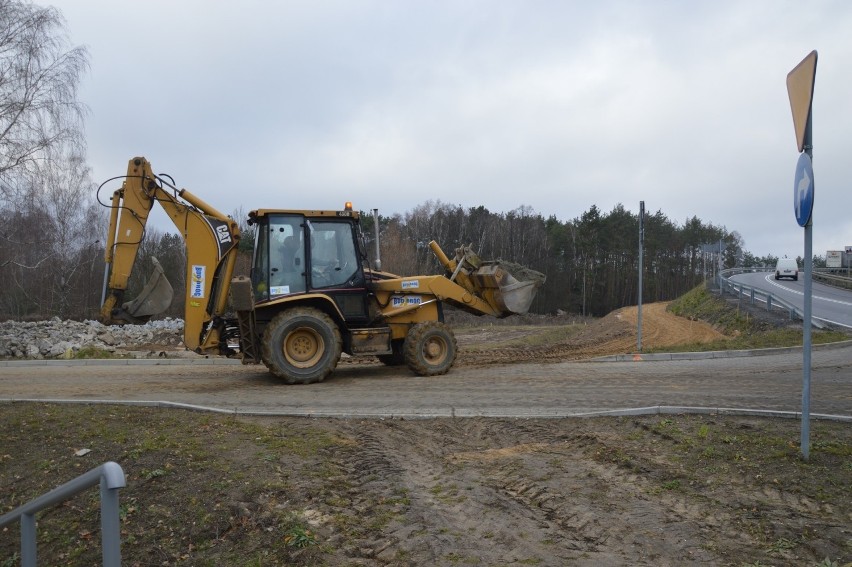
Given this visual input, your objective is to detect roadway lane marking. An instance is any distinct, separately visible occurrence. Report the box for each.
[763,274,852,307]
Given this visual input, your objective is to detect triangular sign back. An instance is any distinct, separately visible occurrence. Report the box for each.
[786,50,818,153]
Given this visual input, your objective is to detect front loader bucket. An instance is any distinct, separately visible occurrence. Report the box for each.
[122,256,174,319]
[495,278,540,314]
[470,263,545,315]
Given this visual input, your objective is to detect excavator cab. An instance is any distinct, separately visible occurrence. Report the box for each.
[248,209,370,322]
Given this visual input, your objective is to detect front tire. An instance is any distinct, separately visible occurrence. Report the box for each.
[262,307,342,384]
[404,322,457,376]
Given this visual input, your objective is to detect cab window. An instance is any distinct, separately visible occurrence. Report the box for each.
[252,215,307,300]
[308,220,361,289]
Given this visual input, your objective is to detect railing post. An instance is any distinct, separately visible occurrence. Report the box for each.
[750,288,755,304]
[21,513,36,567]
[767,296,772,311]
[0,462,125,567]
[100,470,123,566]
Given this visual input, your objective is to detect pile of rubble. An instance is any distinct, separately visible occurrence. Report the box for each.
[0,318,185,359]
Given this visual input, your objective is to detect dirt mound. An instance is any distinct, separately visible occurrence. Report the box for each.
[606,302,726,351]
[455,301,725,367]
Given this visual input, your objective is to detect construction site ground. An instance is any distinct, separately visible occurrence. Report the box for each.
[451,301,726,366]
[1,302,851,566]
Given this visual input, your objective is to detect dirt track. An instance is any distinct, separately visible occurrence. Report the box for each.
[311,415,851,565]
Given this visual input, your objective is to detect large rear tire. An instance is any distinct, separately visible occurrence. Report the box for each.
[403,322,457,376]
[262,307,342,384]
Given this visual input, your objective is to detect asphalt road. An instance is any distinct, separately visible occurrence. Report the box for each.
[729,271,852,328]
[2,343,851,418]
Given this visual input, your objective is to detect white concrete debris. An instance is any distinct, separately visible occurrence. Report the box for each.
[0,317,185,359]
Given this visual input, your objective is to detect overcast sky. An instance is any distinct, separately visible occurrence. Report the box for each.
[49,0,852,259]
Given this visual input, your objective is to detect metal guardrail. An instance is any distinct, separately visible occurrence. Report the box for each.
[813,268,852,290]
[717,268,826,329]
[0,461,126,567]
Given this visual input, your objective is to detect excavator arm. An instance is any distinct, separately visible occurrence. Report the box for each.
[101,157,241,352]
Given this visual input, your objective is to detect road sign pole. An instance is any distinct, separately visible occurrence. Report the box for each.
[801,141,813,461]
[787,50,817,461]
[802,214,812,460]
[638,201,644,353]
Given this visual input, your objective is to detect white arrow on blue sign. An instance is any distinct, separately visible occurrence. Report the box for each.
[794,152,814,227]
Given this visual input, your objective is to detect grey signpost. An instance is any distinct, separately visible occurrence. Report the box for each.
[638,201,644,352]
[786,50,817,460]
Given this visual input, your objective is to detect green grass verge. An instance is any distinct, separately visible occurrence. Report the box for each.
[660,285,850,353]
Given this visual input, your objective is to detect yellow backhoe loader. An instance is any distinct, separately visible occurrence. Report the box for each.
[100,157,545,384]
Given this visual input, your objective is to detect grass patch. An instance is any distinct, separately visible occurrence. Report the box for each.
[0,403,343,566]
[661,285,850,353]
[73,346,124,359]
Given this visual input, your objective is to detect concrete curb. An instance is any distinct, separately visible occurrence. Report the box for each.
[588,339,852,363]
[1,399,850,422]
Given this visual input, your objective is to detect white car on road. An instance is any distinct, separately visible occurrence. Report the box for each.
[774,258,799,281]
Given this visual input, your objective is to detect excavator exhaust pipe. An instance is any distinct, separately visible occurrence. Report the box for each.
[122,256,174,321]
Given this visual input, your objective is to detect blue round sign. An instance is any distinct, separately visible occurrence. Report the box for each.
[794,152,814,227]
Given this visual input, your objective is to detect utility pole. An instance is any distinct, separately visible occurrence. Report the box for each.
[638,201,644,352]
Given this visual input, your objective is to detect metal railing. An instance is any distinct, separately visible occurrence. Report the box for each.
[813,268,852,290]
[0,461,126,567]
[718,268,826,329]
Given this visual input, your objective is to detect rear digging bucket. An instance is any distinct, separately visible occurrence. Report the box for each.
[123,256,174,318]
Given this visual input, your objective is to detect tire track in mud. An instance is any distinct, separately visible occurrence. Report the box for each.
[327,419,579,565]
[312,419,680,565]
[312,418,790,565]
[577,420,851,564]
[446,420,703,564]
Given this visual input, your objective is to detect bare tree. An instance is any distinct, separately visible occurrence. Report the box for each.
[0,142,103,318]
[0,0,88,179]
[0,1,94,319]
[32,148,102,317]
